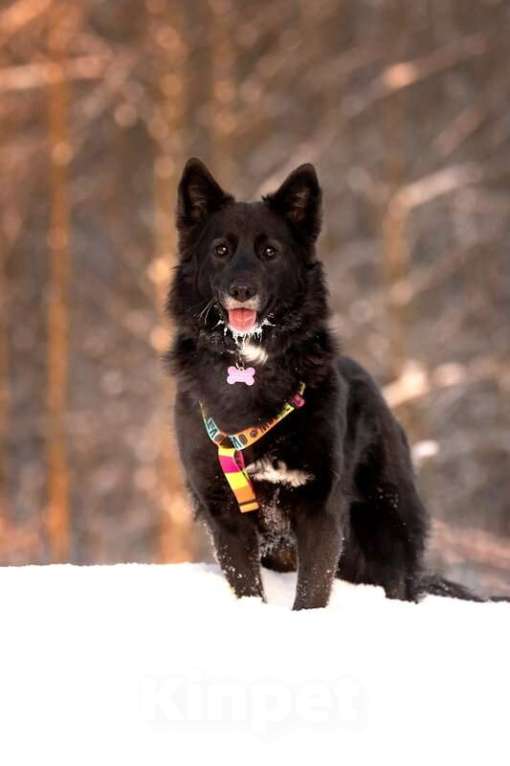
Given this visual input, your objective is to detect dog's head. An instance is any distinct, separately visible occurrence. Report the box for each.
[169,158,328,355]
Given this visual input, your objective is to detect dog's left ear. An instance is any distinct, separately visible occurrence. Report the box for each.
[264,164,322,242]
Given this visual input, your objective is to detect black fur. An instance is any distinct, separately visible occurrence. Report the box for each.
[167,158,502,609]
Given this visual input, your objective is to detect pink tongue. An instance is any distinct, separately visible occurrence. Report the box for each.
[228,308,257,332]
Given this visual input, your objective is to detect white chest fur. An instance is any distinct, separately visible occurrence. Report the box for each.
[246,457,313,488]
[239,342,269,365]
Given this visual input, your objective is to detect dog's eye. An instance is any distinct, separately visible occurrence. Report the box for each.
[215,243,229,258]
[262,245,277,260]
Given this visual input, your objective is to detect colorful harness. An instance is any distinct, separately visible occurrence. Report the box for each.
[200,383,306,512]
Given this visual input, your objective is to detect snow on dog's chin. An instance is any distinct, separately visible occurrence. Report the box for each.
[228,323,263,342]
[217,315,274,342]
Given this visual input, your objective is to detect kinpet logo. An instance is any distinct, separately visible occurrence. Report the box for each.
[140,673,366,737]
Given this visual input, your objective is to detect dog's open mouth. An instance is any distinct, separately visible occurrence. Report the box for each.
[227,308,258,333]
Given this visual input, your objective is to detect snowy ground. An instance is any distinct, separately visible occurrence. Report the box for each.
[1,563,509,765]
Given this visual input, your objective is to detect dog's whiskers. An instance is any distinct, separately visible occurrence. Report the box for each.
[195,299,216,326]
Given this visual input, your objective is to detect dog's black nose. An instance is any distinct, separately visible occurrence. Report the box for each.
[228,283,257,302]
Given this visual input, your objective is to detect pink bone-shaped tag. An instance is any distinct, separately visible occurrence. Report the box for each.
[227,366,256,386]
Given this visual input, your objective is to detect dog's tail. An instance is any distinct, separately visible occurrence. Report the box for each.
[419,573,510,603]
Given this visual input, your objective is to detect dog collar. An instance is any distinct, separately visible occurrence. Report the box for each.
[200,383,306,512]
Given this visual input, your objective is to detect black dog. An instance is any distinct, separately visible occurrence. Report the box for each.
[167,158,493,609]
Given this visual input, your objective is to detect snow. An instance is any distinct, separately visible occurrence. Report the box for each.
[1,563,509,765]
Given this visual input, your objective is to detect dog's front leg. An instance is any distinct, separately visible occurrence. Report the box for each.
[207,511,264,600]
[292,498,344,610]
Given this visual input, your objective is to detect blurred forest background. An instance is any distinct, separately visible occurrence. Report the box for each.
[1,0,509,596]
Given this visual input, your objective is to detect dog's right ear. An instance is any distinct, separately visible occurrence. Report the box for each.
[176,158,233,230]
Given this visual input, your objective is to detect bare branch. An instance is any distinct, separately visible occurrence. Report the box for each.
[390,163,483,213]
[380,34,487,94]
[0,55,110,94]
[0,0,53,38]
[344,34,488,120]
[434,105,486,158]
[383,357,509,409]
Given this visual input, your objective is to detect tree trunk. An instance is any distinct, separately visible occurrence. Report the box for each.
[148,2,195,563]
[46,2,72,562]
